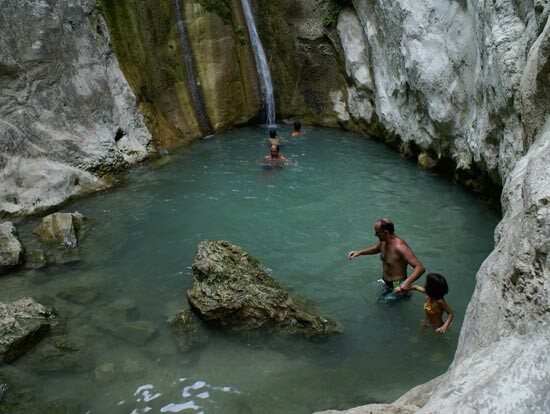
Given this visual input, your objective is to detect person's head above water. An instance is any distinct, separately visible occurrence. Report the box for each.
[269,129,277,138]
[270,144,279,157]
[374,217,394,241]
[424,273,449,300]
[293,121,301,132]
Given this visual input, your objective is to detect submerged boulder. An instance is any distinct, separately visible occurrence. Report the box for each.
[0,222,24,274]
[187,240,343,337]
[0,298,51,363]
[170,309,209,353]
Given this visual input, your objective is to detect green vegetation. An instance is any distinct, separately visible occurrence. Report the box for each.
[197,0,232,23]
[319,0,353,27]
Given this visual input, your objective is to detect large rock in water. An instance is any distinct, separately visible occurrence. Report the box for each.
[0,298,50,363]
[187,240,343,337]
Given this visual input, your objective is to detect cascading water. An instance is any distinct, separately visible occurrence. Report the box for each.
[240,0,276,127]
[174,0,213,137]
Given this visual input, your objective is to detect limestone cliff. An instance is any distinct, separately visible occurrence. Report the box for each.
[0,0,263,217]
[332,1,549,198]
[0,0,153,216]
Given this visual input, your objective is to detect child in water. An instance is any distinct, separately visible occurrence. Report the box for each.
[395,273,454,334]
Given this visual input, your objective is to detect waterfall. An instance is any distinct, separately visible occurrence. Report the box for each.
[174,0,213,137]
[240,0,276,127]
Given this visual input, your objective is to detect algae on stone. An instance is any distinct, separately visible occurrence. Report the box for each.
[188,240,343,337]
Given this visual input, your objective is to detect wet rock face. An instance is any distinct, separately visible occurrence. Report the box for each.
[188,240,343,337]
[335,1,550,197]
[0,298,50,363]
[0,0,153,217]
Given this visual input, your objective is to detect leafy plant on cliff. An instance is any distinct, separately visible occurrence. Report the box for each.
[319,0,353,27]
[197,0,232,24]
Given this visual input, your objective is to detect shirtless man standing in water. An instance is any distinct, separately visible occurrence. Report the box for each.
[348,218,425,293]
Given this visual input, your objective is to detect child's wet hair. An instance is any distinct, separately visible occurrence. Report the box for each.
[425,273,448,300]
[269,129,277,138]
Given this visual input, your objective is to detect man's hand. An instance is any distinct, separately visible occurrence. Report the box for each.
[399,281,412,291]
[435,325,447,334]
[348,251,358,260]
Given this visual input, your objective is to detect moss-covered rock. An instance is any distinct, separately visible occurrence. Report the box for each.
[188,240,343,337]
[0,298,50,363]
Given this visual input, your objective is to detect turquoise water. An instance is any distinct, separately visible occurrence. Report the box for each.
[1,126,499,413]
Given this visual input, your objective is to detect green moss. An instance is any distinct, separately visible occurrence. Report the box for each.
[318,0,353,27]
[99,0,197,148]
[197,0,232,23]
[235,25,247,46]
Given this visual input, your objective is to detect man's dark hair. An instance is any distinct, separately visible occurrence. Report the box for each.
[293,121,301,131]
[425,273,449,300]
[269,129,277,138]
[377,218,394,234]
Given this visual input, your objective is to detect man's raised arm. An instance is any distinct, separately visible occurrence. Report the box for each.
[348,243,381,260]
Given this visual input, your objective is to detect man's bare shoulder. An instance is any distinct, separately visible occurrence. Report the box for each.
[393,236,414,253]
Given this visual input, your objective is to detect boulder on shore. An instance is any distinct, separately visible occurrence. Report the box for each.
[0,298,51,363]
[187,240,343,337]
[0,222,24,274]
[32,212,85,248]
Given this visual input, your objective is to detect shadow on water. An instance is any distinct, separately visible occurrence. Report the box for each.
[0,126,500,413]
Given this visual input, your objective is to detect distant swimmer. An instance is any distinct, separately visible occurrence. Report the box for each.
[263,144,292,167]
[395,273,454,334]
[348,217,425,295]
[291,121,304,137]
[267,129,280,146]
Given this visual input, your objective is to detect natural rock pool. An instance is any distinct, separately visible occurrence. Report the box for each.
[0,126,499,413]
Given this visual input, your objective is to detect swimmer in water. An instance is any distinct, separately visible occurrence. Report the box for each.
[267,129,280,146]
[395,272,454,334]
[263,144,292,166]
[291,121,304,137]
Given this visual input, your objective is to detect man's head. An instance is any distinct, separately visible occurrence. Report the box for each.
[270,144,279,158]
[293,121,301,131]
[374,217,394,240]
[269,129,277,138]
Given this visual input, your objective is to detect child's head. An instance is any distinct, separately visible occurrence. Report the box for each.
[293,121,301,131]
[425,273,448,300]
[269,129,277,138]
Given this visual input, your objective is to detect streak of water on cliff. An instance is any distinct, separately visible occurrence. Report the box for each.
[174,0,213,137]
[241,0,276,127]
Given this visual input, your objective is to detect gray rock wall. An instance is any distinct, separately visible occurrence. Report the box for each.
[0,0,153,216]
[336,1,549,194]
